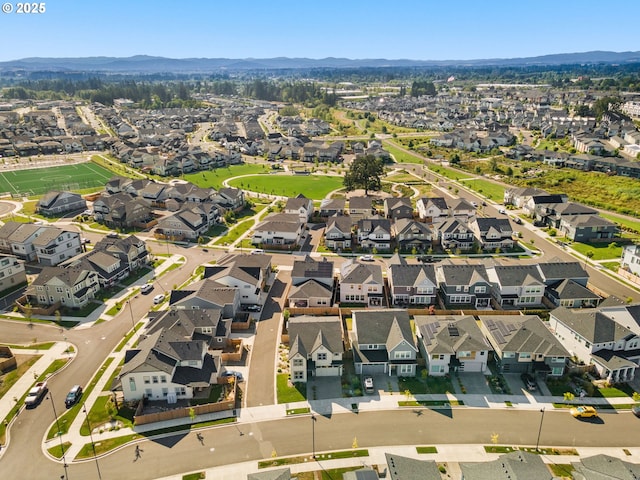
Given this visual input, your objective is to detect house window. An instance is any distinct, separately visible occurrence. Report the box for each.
[458,351,471,358]
[399,364,412,374]
[474,286,486,294]
[129,377,136,392]
[394,351,411,359]
[431,354,444,360]
[503,352,515,358]
[144,376,150,384]
[145,389,152,397]
[160,376,167,383]
[293,358,303,366]
[176,386,186,396]
[430,365,444,373]
[519,353,531,360]
[162,388,168,397]
[317,352,327,361]
[293,371,304,380]
[152,376,159,384]
[552,367,564,376]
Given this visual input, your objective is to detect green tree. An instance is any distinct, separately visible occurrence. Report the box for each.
[343,155,384,195]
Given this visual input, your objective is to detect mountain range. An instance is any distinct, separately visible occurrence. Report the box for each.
[1,51,639,73]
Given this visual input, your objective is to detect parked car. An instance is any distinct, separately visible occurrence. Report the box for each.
[570,406,598,418]
[106,232,119,239]
[251,249,264,255]
[359,255,374,262]
[153,294,165,304]
[513,217,523,225]
[363,376,374,394]
[498,208,506,214]
[246,304,261,312]
[222,371,244,382]
[65,385,83,407]
[471,201,478,208]
[140,284,154,294]
[520,373,537,391]
[632,405,640,418]
[418,255,434,263]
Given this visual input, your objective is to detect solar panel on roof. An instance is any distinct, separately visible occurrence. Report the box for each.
[497,322,511,337]
[447,323,459,337]
[494,331,505,344]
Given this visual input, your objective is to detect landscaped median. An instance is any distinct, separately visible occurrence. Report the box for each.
[258,449,369,469]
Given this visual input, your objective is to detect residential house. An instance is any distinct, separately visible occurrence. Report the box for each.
[386,254,437,306]
[0,255,26,294]
[415,315,490,376]
[348,196,375,218]
[93,193,152,229]
[247,468,293,480]
[468,217,513,251]
[339,260,384,307]
[145,308,232,352]
[536,259,589,287]
[93,235,149,272]
[356,217,392,251]
[0,222,47,262]
[63,249,128,288]
[351,309,417,377]
[485,264,545,308]
[214,187,245,212]
[156,207,211,241]
[36,191,86,216]
[571,454,640,480]
[461,451,553,480]
[392,218,432,252]
[448,198,476,219]
[119,328,221,403]
[324,215,353,251]
[545,279,601,308]
[503,187,550,208]
[203,254,272,305]
[287,315,344,382]
[435,218,476,251]
[479,314,569,377]
[319,198,345,217]
[31,226,82,267]
[549,307,638,383]
[291,255,334,287]
[384,453,442,480]
[537,201,597,229]
[435,262,493,309]
[251,213,304,247]
[288,280,333,308]
[288,255,334,307]
[169,280,240,320]
[558,214,619,242]
[416,197,449,223]
[284,195,314,223]
[28,265,100,308]
[621,244,640,278]
[383,197,413,220]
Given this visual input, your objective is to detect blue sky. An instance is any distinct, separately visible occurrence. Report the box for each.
[0,0,638,62]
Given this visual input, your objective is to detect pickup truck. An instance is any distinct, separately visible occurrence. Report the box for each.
[25,381,48,408]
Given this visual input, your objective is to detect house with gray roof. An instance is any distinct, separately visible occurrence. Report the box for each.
[348,196,375,218]
[36,191,86,216]
[319,198,345,217]
[156,206,211,241]
[251,213,304,247]
[31,225,82,267]
[435,261,492,309]
[203,253,272,306]
[93,193,152,229]
[468,217,513,251]
[247,468,293,480]
[291,255,334,287]
[416,197,449,222]
[324,215,353,250]
[383,197,413,220]
[460,451,553,480]
[284,195,314,223]
[536,259,589,287]
[559,214,619,242]
[415,315,490,376]
[287,315,344,382]
[119,328,222,403]
[387,255,437,306]
[0,255,26,295]
[28,265,100,309]
[545,279,601,308]
[288,280,333,308]
[479,314,568,377]
[392,218,433,252]
[356,217,392,251]
[549,307,639,383]
[0,222,48,262]
[169,279,240,320]
[339,260,384,307]
[385,453,441,480]
[351,309,417,377]
[571,454,640,480]
[435,217,475,251]
[486,264,545,308]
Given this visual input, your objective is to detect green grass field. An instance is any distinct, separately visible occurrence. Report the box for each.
[184,164,270,190]
[0,162,113,196]
[460,177,506,202]
[384,141,425,164]
[228,174,343,199]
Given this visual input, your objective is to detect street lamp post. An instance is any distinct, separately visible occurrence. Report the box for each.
[82,404,102,480]
[311,414,317,459]
[127,300,136,332]
[535,407,546,451]
[47,392,69,480]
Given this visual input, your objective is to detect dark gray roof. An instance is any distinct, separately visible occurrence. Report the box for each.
[546,279,600,301]
[342,469,379,480]
[352,309,415,350]
[551,307,634,343]
[572,454,640,480]
[536,260,587,282]
[291,255,334,281]
[385,453,442,480]
[480,315,569,357]
[349,196,373,210]
[460,451,553,480]
[437,263,489,286]
[247,468,292,480]
[287,316,343,358]
[473,217,512,234]
[415,315,489,355]
[288,280,332,300]
[418,196,448,211]
[389,264,436,288]
[341,261,383,285]
[488,265,543,287]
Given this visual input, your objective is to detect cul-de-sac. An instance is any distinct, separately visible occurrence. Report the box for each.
[2,11,640,480]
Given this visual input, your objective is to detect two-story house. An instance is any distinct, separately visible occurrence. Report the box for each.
[357,217,392,251]
[284,195,314,223]
[383,197,413,220]
[621,244,640,279]
[0,255,26,294]
[31,227,82,267]
[36,191,86,216]
[480,314,569,377]
[416,197,449,223]
[549,307,639,383]
[324,215,353,251]
[486,264,545,308]
[28,265,100,309]
[435,218,476,251]
[392,219,432,252]
[339,260,384,307]
[351,309,417,377]
[203,254,272,306]
[468,217,513,251]
[415,315,490,376]
[169,279,241,320]
[387,254,437,306]
[319,198,345,217]
[435,262,492,309]
[287,315,344,382]
[288,256,334,308]
[559,214,619,242]
[252,213,304,247]
[156,207,210,241]
[348,196,375,219]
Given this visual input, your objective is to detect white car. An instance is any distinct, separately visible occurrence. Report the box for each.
[359,255,374,262]
[498,208,506,214]
[140,284,154,294]
[153,294,165,304]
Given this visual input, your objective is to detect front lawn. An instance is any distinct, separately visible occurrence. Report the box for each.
[185,163,270,190]
[385,142,425,164]
[276,373,306,404]
[428,164,473,181]
[398,372,454,395]
[570,241,624,261]
[460,177,506,202]
[213,219,254,246]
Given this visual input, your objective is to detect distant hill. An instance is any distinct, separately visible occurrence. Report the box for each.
[1,51,639,73]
